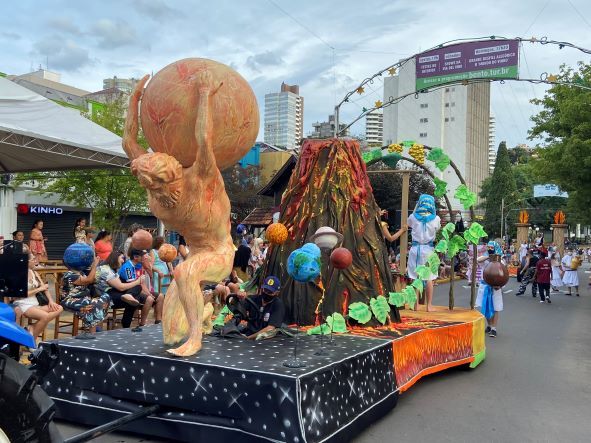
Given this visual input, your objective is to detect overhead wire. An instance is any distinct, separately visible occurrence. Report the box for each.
[523,0,551,35]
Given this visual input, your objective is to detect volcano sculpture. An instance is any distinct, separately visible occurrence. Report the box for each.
[265,138,399,325]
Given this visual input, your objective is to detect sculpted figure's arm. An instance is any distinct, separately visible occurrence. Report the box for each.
[193,71,223,174]
[123,74,150,161]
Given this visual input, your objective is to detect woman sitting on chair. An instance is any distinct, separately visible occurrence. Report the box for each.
[61,255,110,335]
[12,253,63,345]
[95,250,146,329]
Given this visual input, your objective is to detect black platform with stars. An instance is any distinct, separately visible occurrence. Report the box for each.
[40,324,398,443]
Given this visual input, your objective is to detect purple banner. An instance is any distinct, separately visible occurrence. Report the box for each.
[415,39,520,89]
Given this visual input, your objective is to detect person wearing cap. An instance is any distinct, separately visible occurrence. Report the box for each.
[244,276,285,340]
[119,248,162,326]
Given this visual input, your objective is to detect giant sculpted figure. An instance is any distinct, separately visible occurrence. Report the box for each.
[122,59,258,356]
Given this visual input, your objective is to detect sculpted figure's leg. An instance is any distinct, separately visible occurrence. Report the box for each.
[162,279,188,345]
[167,257,204,357]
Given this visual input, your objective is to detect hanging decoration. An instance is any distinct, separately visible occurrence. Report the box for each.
[408,143,425,164]
[433,177,448,198]
[426,147,451,171]
[454,184,477,210]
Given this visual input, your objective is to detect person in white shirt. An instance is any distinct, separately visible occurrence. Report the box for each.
[407,194,440,311]
[561,249,580,296]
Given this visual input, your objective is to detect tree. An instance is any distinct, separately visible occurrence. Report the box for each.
[368,161,435,222]
[15,96,148,233]
[529,62,591,224]
[483,141,516,237]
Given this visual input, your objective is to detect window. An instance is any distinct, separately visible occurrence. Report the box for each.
[420,118,429,123]
[451,117,455,122]
[445,103,449,108]
[451,102,456,107]
[444,117,449,122]
[419,132,427,138]
[445,88,450,92]
[451,87,456,92]
[420,103,428,108]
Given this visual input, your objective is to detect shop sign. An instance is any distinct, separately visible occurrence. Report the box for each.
[17,204,64,215]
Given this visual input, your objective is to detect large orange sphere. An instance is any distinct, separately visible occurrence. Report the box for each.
[131,229,153,250]
[266,223,288,245]
[140,58,259,170]
[158,243,178,263]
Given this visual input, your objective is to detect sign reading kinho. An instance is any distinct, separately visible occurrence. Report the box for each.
[17,204,64,215]
[415,39,520,90]
[533,184,569,198]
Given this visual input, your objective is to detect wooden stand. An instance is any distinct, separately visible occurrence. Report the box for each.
[552,223,567,256]
[516,223,530,246]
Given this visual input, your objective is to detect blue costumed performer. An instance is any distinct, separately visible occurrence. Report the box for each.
[475,241,505,338]
[407,194,440,311]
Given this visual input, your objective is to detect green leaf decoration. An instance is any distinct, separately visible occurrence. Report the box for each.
[382,153,402,168]
[402,140,415,147]
[370,296,391,325]
[326,313,348,333]
[362,148,383,164]
[403,286,417,309]
[307,323,331,335]
[441,222,455,240]
[435,239,448,253]
[348,302,372,324]
[433,177,448,198]
[411,278,424,294]
[213,305,231,327]
[448,234,467,257]
[388,291,406,307]
[415,264,432,280]
[426,147,451,171]
[427,252,440,275]
[464,222,487,245]
[454,184,477,210]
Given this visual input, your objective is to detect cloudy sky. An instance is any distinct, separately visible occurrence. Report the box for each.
[1,0,590,147]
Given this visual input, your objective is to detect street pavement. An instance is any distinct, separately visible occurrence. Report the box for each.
[57,266,591,442]
[355,265,591,443]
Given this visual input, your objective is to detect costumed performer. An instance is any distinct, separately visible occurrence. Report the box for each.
[550,252,563,292]
[475,241,505,338]
[379,209,408,242]
[561,248,580,296]
[407,194,440,311]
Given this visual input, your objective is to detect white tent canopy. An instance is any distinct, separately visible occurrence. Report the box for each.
[0,77,129,172]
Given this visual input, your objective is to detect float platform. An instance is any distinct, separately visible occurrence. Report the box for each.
[40,306,485,442]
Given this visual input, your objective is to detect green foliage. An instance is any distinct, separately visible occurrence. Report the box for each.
[307,324,332,335]
[464,222,487,244]
[411,278,424,294]
[448,234,467,257]
[529,62,591,224]
[435,239,448,253]
[442,222,456,239]
[403,286,417,309]
[348,302,372,324]
[415,265,432,280]
[326,313,348,333]
[426,252,440,275]
[388,291,406,307]
[369,296,390,325]
[213,306,231,327]
[433,177,448,198]
[454,184,477,210]
[14,96,148,233]
[426,147,450,171]
[483,141,517,236]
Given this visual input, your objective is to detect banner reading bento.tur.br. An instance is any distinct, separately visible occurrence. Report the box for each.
[415,39,520,90]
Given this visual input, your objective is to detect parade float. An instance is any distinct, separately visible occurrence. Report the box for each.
[31,36,591,442]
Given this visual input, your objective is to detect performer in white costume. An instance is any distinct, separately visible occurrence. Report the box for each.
[407,194,440,311]
[561,248,580,296]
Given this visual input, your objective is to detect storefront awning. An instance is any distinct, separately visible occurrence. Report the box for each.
[0,77,129,172]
